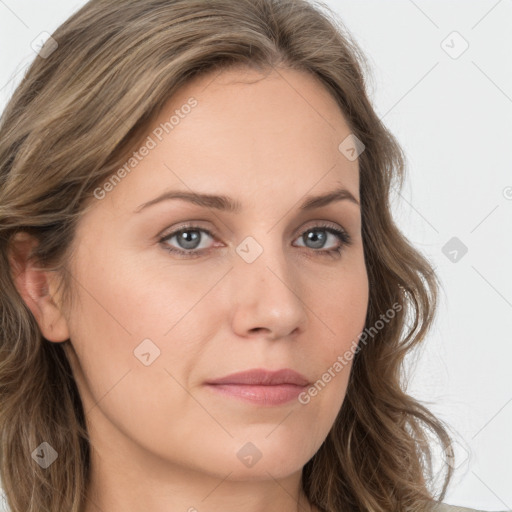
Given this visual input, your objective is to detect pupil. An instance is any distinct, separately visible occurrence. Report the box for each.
[306,230,326,249]
[179,230,200,249]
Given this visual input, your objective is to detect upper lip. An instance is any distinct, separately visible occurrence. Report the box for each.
[206,368,310,386]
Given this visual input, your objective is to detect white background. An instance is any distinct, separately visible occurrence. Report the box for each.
[0,1,511,511]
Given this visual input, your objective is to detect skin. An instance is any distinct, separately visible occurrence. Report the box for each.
[10,66,369,512]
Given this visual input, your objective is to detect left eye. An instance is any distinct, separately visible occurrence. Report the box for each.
[162,227,216,253]
[159,224,352,257]
[294,227,350,251]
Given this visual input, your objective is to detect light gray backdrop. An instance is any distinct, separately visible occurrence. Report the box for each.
[0,1,510,511]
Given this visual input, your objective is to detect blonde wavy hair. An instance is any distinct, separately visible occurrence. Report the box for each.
[0,0,455,510]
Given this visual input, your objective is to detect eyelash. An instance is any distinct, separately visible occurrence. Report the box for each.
[159,222,352,259]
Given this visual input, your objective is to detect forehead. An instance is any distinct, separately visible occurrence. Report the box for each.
[153,66,354,168]
[90,65,360,218]
[161,65,353,143]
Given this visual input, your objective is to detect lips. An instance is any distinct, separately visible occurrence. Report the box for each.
[205,368,310,386]
[205,368,311,406]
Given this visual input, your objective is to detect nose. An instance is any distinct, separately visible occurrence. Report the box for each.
[229,237,309,342]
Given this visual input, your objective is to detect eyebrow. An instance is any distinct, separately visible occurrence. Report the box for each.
[134,186,360,214]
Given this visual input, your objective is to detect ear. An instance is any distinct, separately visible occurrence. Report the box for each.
[8,231,70,343]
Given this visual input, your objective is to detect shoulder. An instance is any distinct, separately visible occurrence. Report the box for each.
[432,503,511,512]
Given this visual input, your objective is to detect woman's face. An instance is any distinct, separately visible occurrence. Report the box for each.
[58,66,369,483]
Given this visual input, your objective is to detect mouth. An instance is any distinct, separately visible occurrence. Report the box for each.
[204,368,310,406]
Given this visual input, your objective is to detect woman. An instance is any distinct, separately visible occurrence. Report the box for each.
[0,1,506,511]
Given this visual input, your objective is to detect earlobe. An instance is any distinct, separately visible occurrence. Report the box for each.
[8,231,70,343]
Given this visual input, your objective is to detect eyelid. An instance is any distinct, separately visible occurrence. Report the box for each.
[157,220,214,240]
[297,219,346,235]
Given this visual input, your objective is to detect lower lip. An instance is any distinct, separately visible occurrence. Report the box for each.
[205,383,308,406]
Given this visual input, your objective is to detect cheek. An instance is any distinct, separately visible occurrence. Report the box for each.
[291,256,368,437]
[63,246,220,432]
[314,254,369,358]
[64,265,218,467]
